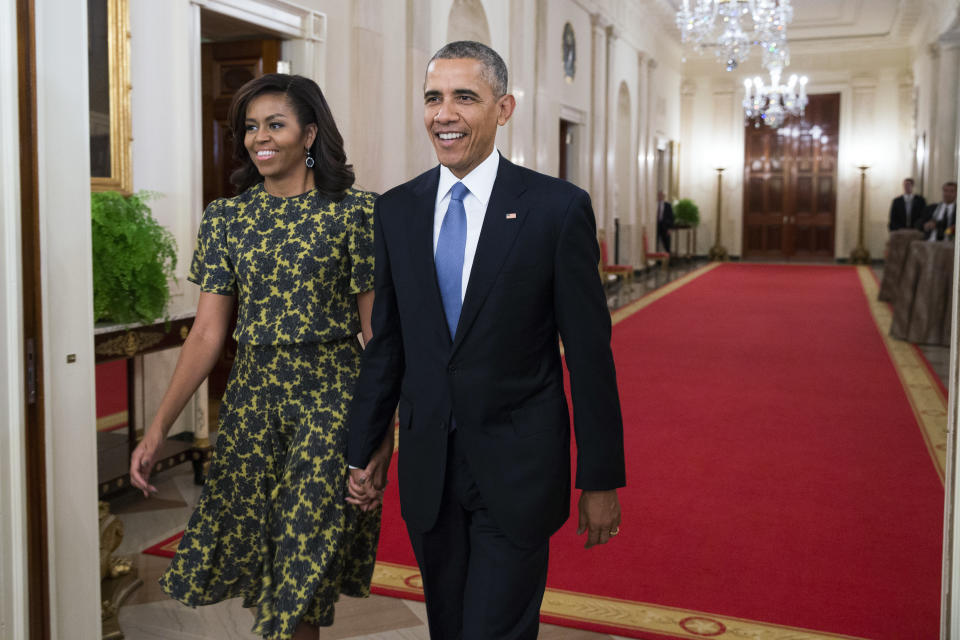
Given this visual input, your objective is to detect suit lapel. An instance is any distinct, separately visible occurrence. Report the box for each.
[409,167,450,343]
[451,158,529,354]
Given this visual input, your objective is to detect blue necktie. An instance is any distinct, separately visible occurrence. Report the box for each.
[436,182,469,338]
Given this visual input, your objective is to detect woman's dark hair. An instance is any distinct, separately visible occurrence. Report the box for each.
[228,73,354,199]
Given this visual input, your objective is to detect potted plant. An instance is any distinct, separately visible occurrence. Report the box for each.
[91,191,177,325]
[673,198,700,227]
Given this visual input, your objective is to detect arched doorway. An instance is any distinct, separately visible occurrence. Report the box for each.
[446,0,491,45]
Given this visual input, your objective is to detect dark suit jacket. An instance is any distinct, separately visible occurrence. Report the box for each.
[656,201,674,234]
[347,156,626,548]
[918,201,956,241]
[888,194,927,231]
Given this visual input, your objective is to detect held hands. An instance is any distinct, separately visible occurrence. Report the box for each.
[577,489,622,549]
[129,431,163,498]
[346,428,395,512]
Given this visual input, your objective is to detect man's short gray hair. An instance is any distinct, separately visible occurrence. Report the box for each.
[428,41,508,97]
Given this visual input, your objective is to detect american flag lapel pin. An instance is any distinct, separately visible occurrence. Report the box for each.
[506,212,517,220]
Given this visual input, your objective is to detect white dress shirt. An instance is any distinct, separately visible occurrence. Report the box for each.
[903,194,914,222]
[434,149,500,300]
[928,202,955,241]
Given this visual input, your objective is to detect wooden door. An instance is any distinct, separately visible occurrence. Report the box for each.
[18,0,51,637]
[743,93,839,259]
[201,39,278,426]
[201,39,279,203]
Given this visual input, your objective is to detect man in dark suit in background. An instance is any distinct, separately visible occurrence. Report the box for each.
[656,190,674,252]
[346,41,625,639]
[920,181,957,241]
[888,177,926,231]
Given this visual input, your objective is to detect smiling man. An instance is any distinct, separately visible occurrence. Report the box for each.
[346,41,626,639]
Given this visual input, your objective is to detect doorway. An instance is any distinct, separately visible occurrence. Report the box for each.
[742,93,840,260]
[199,10,280,428]
[558,118,582,186]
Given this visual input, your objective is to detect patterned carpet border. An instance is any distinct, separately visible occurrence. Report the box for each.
[371,561,868,640]
[856,265,948,483]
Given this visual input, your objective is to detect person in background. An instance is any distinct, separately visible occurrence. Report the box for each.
[920,181,957,241]
[129,73,394,640]
[656,190,675,252]
[345,41,625,639]
[888,177,926,231]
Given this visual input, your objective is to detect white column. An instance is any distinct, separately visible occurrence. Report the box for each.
[851,73,878,257]
[643,57,658,257]
[934,37,960,190]
[34,0,102,636]
[604,25,619,251]
[710,83,736,255]
[351,0,385,190]
[680,79,697,252]
[898,71,916,184]
[635,51,647,244]
[0,0,27,636]
[507,0,536,170]
[589,13,609,239]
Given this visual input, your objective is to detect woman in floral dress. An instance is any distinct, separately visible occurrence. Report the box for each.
[130,74,393,640]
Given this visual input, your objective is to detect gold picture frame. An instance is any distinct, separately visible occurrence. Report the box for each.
[89,0,132,194]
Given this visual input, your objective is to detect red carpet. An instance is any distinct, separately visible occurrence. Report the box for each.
[143,531,182,558]
[371,264,945,639]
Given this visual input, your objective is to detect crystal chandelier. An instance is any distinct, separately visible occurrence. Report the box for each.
[743,66,808,128]
[676,0,795,72]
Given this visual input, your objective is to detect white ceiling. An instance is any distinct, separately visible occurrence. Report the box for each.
[660,0,925,51]
[788,0,900,41]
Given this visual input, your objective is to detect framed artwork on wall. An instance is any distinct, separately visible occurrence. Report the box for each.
[562,22,576,83]
[89,0,132,194]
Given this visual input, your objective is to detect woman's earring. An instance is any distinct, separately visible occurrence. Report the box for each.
[305,149,315,168]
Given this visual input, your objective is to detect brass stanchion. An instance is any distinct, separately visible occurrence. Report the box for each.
[850,165,871,264]
[708,167,728,261]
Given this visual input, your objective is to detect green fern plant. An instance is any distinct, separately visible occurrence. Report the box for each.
[674,198,700,227]
[91,191,177,324]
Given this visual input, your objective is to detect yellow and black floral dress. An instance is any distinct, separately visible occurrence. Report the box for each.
[159,183,380,639]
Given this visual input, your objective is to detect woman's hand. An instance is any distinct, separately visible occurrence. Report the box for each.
[129,430,163,498]
[346,427,395,511]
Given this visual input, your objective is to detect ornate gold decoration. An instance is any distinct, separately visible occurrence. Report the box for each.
[180,325,189,340]
[850,167,871,264]
[99,501,142,639]
[90,0,132,194]
[856,266,947,480]
[95,330,164,358]
[708,168,728,261]
[371,561,867,639]
[96,410,128,432]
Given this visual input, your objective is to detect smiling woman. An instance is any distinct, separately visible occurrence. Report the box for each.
[127,73,393,640]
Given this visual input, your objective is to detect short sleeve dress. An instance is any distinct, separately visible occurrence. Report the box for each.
[159,183,381,640]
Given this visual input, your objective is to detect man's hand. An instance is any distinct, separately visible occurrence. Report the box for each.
[925,220,937,231]
[346,428,395,512]
[577,489,621,549]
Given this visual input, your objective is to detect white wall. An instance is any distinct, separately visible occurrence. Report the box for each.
[680,48,914,259]
[0,0,28,636]
[34,0,102,637]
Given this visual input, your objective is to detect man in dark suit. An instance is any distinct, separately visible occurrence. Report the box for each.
[656,190,674,252]
[919,181,957,241]
[888,177,926,231]
[346,41,625,639]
